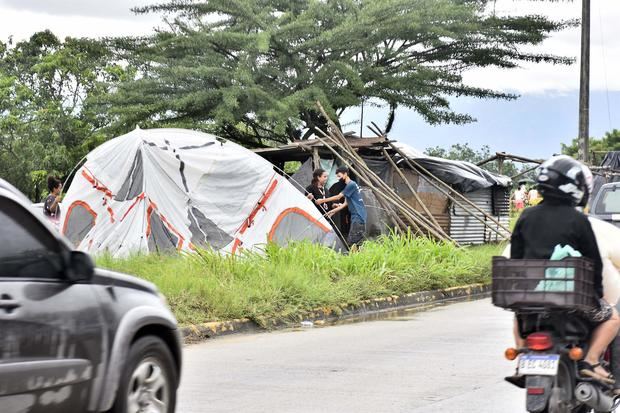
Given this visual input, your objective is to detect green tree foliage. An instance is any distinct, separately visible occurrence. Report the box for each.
[425,142,535,178]
[105,0,572,147]
[562,129,620,164]
[426,143,495,165]
[0,31,121,198]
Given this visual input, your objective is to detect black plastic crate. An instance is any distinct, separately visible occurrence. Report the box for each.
[492,257,598,311]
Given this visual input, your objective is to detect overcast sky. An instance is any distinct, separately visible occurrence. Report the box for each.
[0,0,159,39]
[1,0,618,157]
[465,0,620,95]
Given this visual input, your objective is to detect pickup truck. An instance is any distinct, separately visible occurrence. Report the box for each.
[590,182,620,228]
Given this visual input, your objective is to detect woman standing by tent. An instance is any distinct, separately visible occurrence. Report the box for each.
[44,176,62,220]
[306,169,330,215]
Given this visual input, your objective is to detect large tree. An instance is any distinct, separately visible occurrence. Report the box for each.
[105,0,573,147]
[0,31,121,198]
[562,129,620,164]
[425,142,521,176]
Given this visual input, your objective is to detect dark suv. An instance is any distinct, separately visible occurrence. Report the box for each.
[0,179,182,413]
[590,182,620,228]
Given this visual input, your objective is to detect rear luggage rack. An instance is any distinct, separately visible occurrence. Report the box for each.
[492,257,598,311]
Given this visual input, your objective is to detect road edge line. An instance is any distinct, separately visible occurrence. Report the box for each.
[181,283,490,344]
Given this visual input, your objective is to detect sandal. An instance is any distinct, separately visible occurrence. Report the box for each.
[579,361,615,384]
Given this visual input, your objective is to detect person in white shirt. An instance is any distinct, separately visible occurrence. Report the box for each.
[513,184,527,211]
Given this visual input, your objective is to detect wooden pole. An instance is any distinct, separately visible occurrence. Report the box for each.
[315,102,457,243]
[361,123,510,238]
[312,147,320,170]
[578,0,591,163]
[313,132,445,237]
[477,155,499,167]
[362,112,510,239]
[511,165,539,180]
[388,142,511,239]
[312,131,410,232]
[401,158,509,239]
[382,148,449,239]
[314,130,452,242]
[359,99,364,139]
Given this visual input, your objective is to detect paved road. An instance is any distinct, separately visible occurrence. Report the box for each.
[178,298,524,413]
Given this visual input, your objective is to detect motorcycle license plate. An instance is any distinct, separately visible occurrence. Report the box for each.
[518,354,560,376]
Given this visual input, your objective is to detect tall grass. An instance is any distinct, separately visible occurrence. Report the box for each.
[97,233,503,326]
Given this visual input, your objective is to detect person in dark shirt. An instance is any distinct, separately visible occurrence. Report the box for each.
[44,175,63,221]
[511,201,603,297]
[305,168,329,215]
[327,179,351,242]
[511,156,620,383]
[317,166,367,248]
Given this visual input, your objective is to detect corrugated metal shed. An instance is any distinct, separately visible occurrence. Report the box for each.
[392,171,451,235]
[450,188,511,245]
[253,139,513,245]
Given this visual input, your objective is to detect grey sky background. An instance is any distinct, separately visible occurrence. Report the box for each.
[0,0,160,39]
[2,0,618,95]
[0,0,151,18]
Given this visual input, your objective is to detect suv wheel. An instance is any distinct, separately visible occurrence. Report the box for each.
[110,335,178,413]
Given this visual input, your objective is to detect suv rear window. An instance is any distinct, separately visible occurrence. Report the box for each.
[595,187,620,214]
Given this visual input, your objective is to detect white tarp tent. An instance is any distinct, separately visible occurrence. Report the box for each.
[61,128,338,257]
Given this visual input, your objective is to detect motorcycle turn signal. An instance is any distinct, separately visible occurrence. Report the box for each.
[568,347,584,361]
[505,347,519,361]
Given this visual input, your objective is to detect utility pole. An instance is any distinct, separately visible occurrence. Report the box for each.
[359,98,365,139]
[578,0,590,163]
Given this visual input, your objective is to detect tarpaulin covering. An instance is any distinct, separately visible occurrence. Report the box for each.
[289,157,341,191]
[361,155,393,185]
[288,157,314,193]
[62,128,337,257]
[393,142,512,193]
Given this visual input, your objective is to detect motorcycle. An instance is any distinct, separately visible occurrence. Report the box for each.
[493,257,620,413]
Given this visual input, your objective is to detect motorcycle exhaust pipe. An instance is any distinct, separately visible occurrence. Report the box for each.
[575,382,615,412]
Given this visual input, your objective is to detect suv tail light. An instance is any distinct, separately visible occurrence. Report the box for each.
[526,332,553,351]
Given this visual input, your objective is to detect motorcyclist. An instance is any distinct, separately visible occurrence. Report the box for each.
[508,155,620,384]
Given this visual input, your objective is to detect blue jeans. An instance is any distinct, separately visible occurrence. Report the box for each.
[347,221,366,246]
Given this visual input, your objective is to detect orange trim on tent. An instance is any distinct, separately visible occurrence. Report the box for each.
[146,200,185,251]
[238,178,279,235]
[160,212,184,250]
[103,198,116,224]
[121,193,145,221]
[231,238,243,255]
[81,170,114,199]
[231,177,279,256]
[146,204,154,237]
[80,169,117,223]
[268,207,330,242]
[107,207,115,223]
[62,200,98,236]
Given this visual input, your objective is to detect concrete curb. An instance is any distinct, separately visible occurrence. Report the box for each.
[181,283,490,343]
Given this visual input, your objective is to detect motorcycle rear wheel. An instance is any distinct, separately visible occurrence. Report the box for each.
[542,359,587,413]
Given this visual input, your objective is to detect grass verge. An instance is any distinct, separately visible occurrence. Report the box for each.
[97,233,504,326]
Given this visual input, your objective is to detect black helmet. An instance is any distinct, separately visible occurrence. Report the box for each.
[536,155,592,207]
